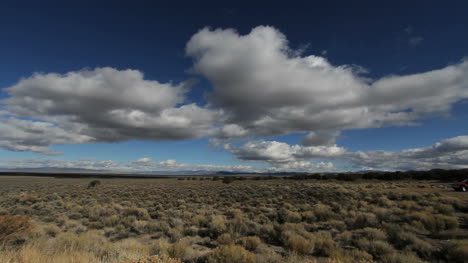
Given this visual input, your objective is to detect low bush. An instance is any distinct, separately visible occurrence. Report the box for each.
[207,245,255,263]
[331,249,373,263]
[381,252,425,263]
[87,180,101,189]
[217,233,233,245]
[313,231,336,257]
[0,215,33,247]
[282,232,314,255]
[222,177,235,184]
[238,236,261,251]
[167,241,191,260]
[123,255,182,263]
[444,240,468,263]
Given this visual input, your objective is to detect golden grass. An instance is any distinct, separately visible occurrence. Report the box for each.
[0,215,33,247]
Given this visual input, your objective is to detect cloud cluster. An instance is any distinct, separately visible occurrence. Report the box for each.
[227,135,468,171]
[0,116,92,155]
[1,25,468,171]
[347,135,468,170]
[187,26,468,140]
[2,68,220,153]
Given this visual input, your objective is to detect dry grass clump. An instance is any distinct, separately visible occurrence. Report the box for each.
[282,231,314,255]
[408,212,458,233]
[444,240,468,263]
[237,236,261,251]
[166,241,192,260]
[331,249,373,263]
[122,255,182,263]
[0,247,181,263]
[380,252,426,263]
[217,233,233,245]
[207,244,255,263]
[0,246,100,263]
[312,231,336,256]
[0,215,33,247]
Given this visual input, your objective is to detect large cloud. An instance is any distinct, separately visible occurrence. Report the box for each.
[2,68,221,153]
[301,131,340,146]
[187,26,468,141]
[226,140,344,171]
[0,116,92,155]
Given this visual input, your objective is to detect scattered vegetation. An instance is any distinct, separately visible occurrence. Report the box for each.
[0,176,466,262]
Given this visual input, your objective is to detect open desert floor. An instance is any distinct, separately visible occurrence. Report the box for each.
[0,176,467,263]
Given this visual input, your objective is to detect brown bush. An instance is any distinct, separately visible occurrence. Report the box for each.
[87,180,101,189]
[331,249,373,263]
[282,232,314,255]
[313,231,336,257]
[122,255,182,263]
[238,236,261,251]
[313,204,335,221]
[167,241,191,260]
[355,238,395,259]
[445,240,468,263]
[381,252,425,263]
[207,245,255,263]
[0,215,33,247]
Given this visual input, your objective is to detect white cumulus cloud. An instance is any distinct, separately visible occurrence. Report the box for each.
[187,26,468,143]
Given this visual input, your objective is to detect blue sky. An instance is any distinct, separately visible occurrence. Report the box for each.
[0,0,467,172]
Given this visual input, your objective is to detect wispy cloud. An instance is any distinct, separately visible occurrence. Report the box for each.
[403,26,423,46]
[0,158,255,173]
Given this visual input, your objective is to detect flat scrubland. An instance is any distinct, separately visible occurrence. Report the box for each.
[0,176,467,263]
